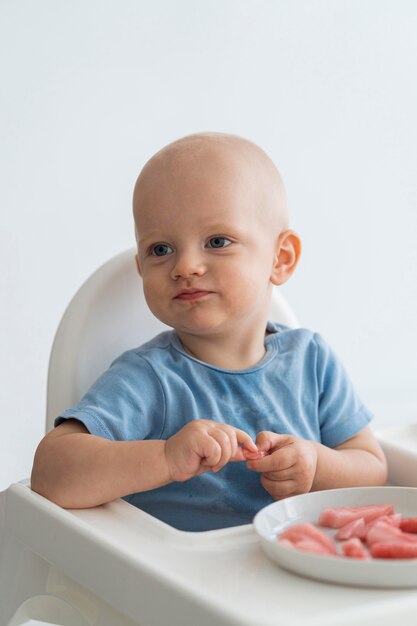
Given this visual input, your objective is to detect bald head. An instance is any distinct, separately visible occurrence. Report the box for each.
[133,132,288,238]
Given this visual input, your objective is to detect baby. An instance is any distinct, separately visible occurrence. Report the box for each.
[31,132,387,531]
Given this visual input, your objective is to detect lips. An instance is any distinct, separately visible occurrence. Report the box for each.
[174,289,212,301]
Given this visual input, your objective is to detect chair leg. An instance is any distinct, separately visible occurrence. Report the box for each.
[7,595,90,626]
[6,588,141,626]
[0,532,51,625]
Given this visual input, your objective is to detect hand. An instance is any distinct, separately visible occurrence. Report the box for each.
[246,432,318,500]
[165,419,259,482]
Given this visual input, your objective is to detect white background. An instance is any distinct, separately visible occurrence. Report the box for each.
[1,0,417,494]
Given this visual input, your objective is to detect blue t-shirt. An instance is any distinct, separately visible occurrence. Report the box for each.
[56,322,372,531]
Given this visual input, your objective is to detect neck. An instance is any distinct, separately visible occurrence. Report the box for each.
[176,321,270,371]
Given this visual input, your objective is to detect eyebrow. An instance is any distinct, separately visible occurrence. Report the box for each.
[138,224,242,245]
[137,232,163,245]
[137,229,174,247]
[203,223,241,233]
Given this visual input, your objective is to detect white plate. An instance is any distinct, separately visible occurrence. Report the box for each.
[253,486,417,588]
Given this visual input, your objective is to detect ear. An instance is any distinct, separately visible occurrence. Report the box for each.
[135,253,143,277]
[270,230,302,286]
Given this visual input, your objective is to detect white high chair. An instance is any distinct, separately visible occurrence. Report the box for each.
[1,249,417,626]
[0,248,298,626]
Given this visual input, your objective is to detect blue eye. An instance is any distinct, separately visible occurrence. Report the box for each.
[207,237,232,249]
[151,244,173,257]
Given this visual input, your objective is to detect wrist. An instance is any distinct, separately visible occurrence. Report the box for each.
[161,439,174,483]
[307,441,321,491]
[125,439,173,492]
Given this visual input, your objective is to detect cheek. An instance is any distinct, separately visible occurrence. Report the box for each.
[223,258,271,301]
[220,268,258,305]
[142,276,162,310]
[141,282,170,325]
[224,257,269,287]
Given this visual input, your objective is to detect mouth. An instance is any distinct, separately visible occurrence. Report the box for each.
[174,290,213,302]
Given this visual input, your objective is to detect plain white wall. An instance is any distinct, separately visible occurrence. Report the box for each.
[2,0,417,492]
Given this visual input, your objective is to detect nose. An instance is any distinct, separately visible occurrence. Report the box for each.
[170,247,206,280]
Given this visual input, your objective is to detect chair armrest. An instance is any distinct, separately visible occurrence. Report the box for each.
[376,424,417,487]
[0,481,257,626]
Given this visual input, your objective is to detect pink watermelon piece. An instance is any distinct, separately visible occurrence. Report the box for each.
[389,513,402,527]
[371,541,417,559]
[339,537,370,559]
[242,448,267,460]
[335,517,366,540]
[399,517,417,533]
[366,520,417,546]
[359,514,402,540]
[334,514,399,541]
[280,538,333,556]
[318,504,394,528]
[279,522,337,555]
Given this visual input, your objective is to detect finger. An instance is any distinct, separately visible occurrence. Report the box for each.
[233,427,258,452]
[255,431,276,453]
[228,429,239,460]
[261,475,297,499]
[262,465,297,481]
[247,446,296,473]
[208,429,232,472]
[216,424,240,460]
[198,436,223,469]
[214,426,259,465]
[256,431,295,453]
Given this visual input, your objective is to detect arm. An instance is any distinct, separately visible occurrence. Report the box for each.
[246,427,387,500]
[312,426,387,491]
[31,419,172,508]
[31,418,259,509]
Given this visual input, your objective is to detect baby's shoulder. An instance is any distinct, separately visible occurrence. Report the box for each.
[110,330,175,371]
[269,322,342,374]
[268,320,318,349]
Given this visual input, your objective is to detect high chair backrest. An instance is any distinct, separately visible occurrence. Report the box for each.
[45,248,299,434]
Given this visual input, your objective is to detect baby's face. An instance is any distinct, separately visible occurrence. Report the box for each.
[133,135,289,339]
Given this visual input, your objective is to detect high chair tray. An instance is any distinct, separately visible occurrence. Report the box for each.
[3,475,417,626]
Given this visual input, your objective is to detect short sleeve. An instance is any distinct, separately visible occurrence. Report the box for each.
[54,350,166,441]
[314,333,373,447]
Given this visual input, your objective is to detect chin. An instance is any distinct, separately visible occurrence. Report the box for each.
[152,305,233,336]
